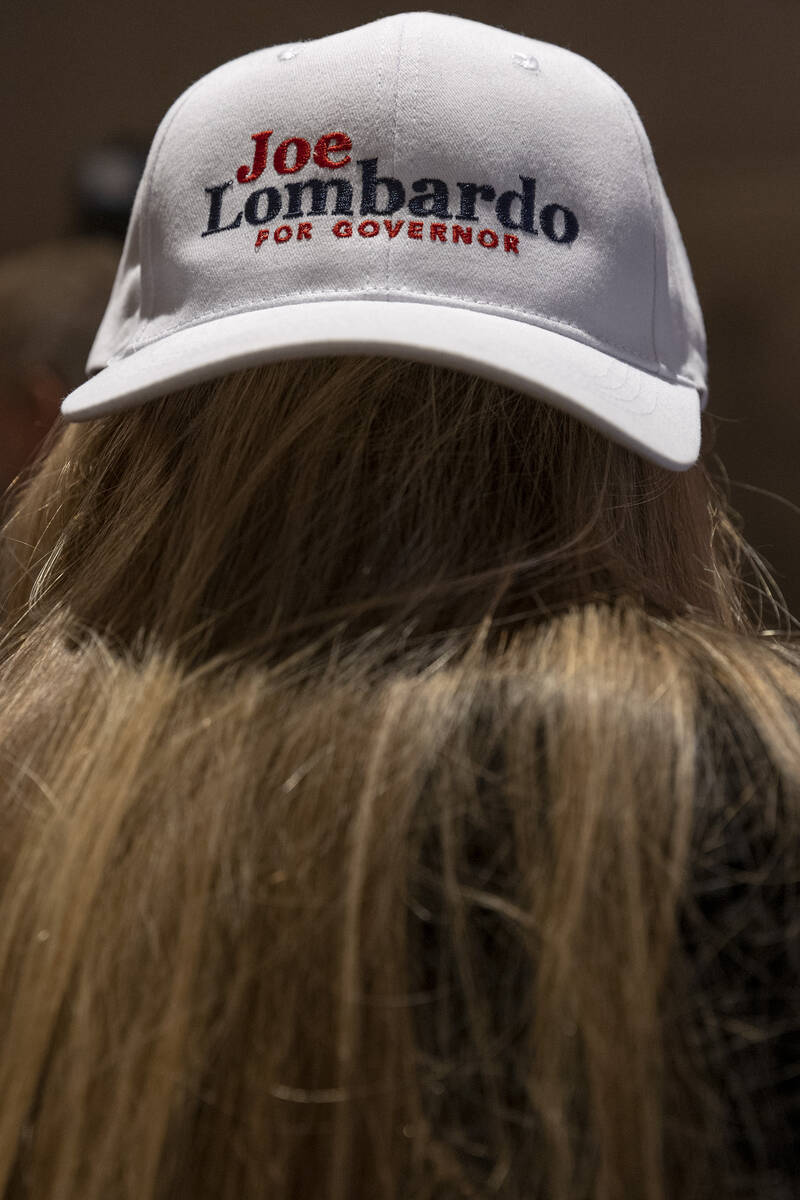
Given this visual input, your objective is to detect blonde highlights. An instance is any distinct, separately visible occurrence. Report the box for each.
[1,357,799,1200]
[2,356,754,658]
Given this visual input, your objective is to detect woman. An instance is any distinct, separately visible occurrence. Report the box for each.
[1,14,799,1200]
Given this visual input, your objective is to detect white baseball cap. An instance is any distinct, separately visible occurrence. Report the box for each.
[62,11,708,470]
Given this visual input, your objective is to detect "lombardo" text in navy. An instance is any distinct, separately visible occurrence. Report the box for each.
[201,129,580,246]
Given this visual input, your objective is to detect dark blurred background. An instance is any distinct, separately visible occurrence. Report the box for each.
[2,0,798,615]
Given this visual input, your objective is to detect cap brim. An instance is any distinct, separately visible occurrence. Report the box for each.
[62,300,701,471]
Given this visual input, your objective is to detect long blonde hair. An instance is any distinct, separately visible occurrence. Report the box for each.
[1,356,799,1200]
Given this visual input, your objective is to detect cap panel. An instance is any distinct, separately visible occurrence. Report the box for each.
[134,21,401,351]
[86,215,142,371]
[652,179,708,398]
[596,76,707,396]
[388,15,659,368]
[86,67,224,372]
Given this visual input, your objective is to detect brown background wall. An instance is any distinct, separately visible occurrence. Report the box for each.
[3,0,798,616]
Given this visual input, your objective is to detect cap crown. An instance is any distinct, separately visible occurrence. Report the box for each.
[89,11,706,400]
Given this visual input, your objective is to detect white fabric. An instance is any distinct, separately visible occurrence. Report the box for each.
[62,12,707,470]
[63,300,700,469]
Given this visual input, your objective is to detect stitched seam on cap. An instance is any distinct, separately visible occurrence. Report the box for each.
[597,69,662,369]
[614,88,663,374]
[121,289,697,388]
[579,58,661,371]
[137,42,307,330]
[125,289,653,361]
[386,14,409,293]
[139,74,219,326]
[374,30,387,289]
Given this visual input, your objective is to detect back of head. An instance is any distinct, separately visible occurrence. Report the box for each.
[3,357,800,1200]
[1,355,746,660]
[2,15,800,1200]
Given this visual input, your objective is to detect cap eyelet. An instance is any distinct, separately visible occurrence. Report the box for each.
[512,52,540,72]
[277,47,301,62]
